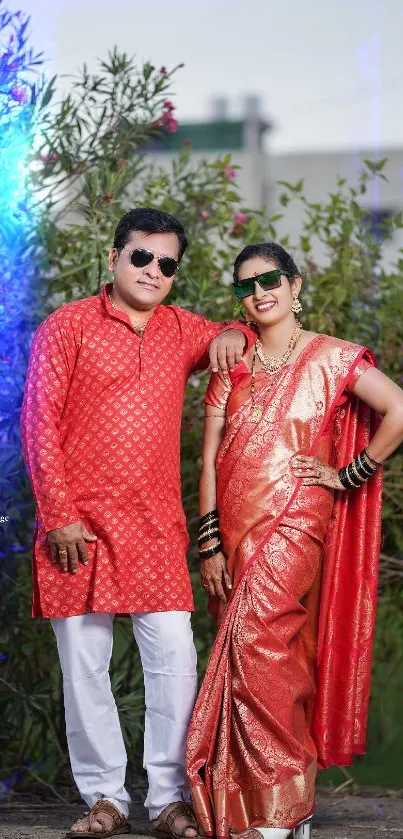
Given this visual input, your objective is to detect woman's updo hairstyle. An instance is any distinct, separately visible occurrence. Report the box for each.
[233,242,300,283]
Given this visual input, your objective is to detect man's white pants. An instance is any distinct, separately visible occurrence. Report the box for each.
[51,611,197,820]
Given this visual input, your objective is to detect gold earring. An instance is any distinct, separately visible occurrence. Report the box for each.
[291,296,302,314]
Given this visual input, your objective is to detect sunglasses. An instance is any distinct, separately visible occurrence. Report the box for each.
[232,269,290,300]
[125,247,178,278]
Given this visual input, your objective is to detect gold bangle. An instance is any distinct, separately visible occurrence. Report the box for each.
[199,539,222,554]
[199,519,219,536]
[198,532,220,550]
[350,459,365,485]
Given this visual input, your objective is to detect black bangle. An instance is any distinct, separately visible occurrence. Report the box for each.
[349,459,366,485]
[199,542,222,560]
[339,464,362,489]
[338,466,354,489]
[199,517,219,534]
[199,509,219,527]
[346,462,363,487]
[198,523,219,540]
[356,452,375,477]
[338,448,381,490]
[198,528,221,547]
[354,460,371,481]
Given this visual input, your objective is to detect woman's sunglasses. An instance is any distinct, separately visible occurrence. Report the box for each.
[232,269,290,300]
[125,247,178,278]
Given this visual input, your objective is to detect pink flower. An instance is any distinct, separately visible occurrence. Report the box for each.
[166,117,179,133]
[37,152,58,165]
[162,112,179,133]
[10,85,29,104]
[163,100,175,112]
[198,210,210,221]
[224,165,236,180]
[160,66,167,75]
[231,214,248,237]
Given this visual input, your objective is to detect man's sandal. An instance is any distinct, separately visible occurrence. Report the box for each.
[152,800,200,838]
[66,800,131,837]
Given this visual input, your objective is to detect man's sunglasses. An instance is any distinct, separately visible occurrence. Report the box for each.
[125,247,178,278]
[232,269,290,300]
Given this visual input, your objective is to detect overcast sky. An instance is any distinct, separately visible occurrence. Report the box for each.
[13,0,403,154]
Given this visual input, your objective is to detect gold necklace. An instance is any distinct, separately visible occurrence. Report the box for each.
[255,321,302,373]
[250,321,302,423]
[107,292,147,336]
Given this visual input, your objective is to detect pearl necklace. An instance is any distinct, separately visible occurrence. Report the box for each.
[250,321,302,423]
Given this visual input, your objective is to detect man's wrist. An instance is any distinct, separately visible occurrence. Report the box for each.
[225,327,247,346]
[226,321,255,353]
[44,513,80,534]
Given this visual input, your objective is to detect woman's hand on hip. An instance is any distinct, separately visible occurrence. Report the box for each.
[200,552,232,602]
[292,455,345,490]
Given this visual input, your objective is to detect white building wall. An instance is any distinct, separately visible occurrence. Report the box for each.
[269,149,403,267]
[149,145,403,267]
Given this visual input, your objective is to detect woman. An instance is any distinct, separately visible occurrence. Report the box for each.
[186,243,403,839]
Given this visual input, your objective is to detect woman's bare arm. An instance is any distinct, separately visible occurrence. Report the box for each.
[199,406,226,516]
[199,405,232,602]
[351,367,403,462]
[292,366,403,488]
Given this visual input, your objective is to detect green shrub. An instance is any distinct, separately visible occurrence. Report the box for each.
[1,24,402,788]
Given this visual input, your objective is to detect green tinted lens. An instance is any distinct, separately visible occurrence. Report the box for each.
[256,269,283,290]
[232,269,284,299]
[232,277,255,299]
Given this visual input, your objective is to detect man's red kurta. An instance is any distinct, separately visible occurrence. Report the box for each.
[21,284,248,618]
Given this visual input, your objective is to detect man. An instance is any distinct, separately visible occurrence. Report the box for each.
[21,208,253,838]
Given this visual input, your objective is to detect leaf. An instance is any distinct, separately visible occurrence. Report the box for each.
[2,29,403,792]
[300,235,311,254]
[364,157,388,175]
[39,75,56,110]
[277,178,304,193]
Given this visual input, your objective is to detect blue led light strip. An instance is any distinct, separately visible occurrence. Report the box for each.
[0,3,44,553]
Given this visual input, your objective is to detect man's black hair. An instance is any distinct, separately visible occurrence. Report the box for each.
[113,207,188,261]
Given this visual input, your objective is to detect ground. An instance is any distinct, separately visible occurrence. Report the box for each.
[1,791,403,839]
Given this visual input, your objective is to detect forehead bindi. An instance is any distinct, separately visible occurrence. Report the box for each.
[239,258,279,280]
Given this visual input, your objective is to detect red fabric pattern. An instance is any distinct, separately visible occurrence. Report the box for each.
[312,355,382,767]
[20,284,253,618]
[187,336,383,836]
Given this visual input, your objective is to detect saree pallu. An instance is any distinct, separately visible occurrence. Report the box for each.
[187,335,382,838]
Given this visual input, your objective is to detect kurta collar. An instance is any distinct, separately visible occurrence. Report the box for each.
[101,283,163,333]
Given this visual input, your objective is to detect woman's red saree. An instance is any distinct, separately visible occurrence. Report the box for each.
[187,335,382,838]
